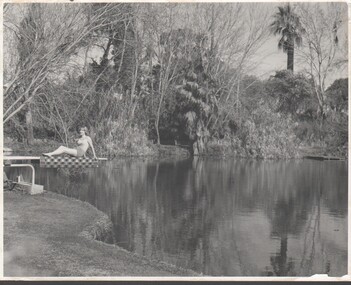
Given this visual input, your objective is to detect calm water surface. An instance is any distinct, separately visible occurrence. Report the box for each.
[6,157,347,276]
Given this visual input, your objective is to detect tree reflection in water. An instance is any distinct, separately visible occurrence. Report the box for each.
[21,157,347,276]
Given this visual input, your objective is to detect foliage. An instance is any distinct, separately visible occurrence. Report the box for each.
[206,97,300,159]
[177,60,215,154]
[265,70,317,120]
[323,78,348,155]
[206,108,299,159]
[206,136,243,157]
[325,78,348,112]
[239,103,299,158]
[99,120,156,157]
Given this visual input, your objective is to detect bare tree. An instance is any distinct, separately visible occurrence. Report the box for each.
[3,3,128,143]
[192,3,271,128]
[138,4,187,144]
[295,2,347,117]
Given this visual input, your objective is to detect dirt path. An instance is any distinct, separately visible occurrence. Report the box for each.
[4,191,198,277]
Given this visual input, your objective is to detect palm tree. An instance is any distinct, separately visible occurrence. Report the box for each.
[270,4,305,72]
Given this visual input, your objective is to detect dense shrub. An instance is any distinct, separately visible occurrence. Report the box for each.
[206,135,244,157]
[265,70,316,118]
[243,101,299,158]
[206,102,299,159]
[99,120,156,157]
[240,121,298,159]
[325,78,348,113]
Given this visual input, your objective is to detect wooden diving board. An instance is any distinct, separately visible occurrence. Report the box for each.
[4,156,42,160]
[4,156,107,161]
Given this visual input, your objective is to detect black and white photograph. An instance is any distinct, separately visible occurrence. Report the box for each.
[2,1,348,279]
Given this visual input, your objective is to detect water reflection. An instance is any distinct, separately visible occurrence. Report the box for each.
[5,158,347,276]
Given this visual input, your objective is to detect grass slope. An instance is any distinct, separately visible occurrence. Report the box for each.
[4,191,198,277]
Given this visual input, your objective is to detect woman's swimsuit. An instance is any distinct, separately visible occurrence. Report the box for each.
[75,146,85,157]
[75,137,89,157]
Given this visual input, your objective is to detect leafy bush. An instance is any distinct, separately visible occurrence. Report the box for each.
[265,70,317,121]
[240,103,298,158]
[240,120,298,159]
[325,78,348,113]
[99,120,156,157]
[323,78,348,157]
[206,107,299,159]
[206,135,245,157]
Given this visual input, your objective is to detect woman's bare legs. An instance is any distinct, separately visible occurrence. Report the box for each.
[43,146,78,157]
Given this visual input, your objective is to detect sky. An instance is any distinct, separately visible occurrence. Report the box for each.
[250,36,287,78]
[251,33,348,87]
[248,2,348,87]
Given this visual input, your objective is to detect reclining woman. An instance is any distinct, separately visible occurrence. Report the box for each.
[43,127,97,159]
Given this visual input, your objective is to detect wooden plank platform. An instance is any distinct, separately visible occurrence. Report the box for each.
[4,156,107,161]
[3,156,42,160]
[303,155,344,161]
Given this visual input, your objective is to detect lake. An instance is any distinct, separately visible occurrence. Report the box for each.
[5,157,348,276]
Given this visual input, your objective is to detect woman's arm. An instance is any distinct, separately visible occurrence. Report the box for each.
[88,137,97,159]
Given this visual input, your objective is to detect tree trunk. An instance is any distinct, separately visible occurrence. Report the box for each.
[24,97,34,145]
[155,87,163,145]
[210,4,215,55]
[193,140,199,156]
[155,119,160,145]
[287,40,294,72]
[193,121,207,155]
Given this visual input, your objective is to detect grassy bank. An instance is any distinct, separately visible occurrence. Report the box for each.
[4,190,199,277]
[5,136,346,160]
